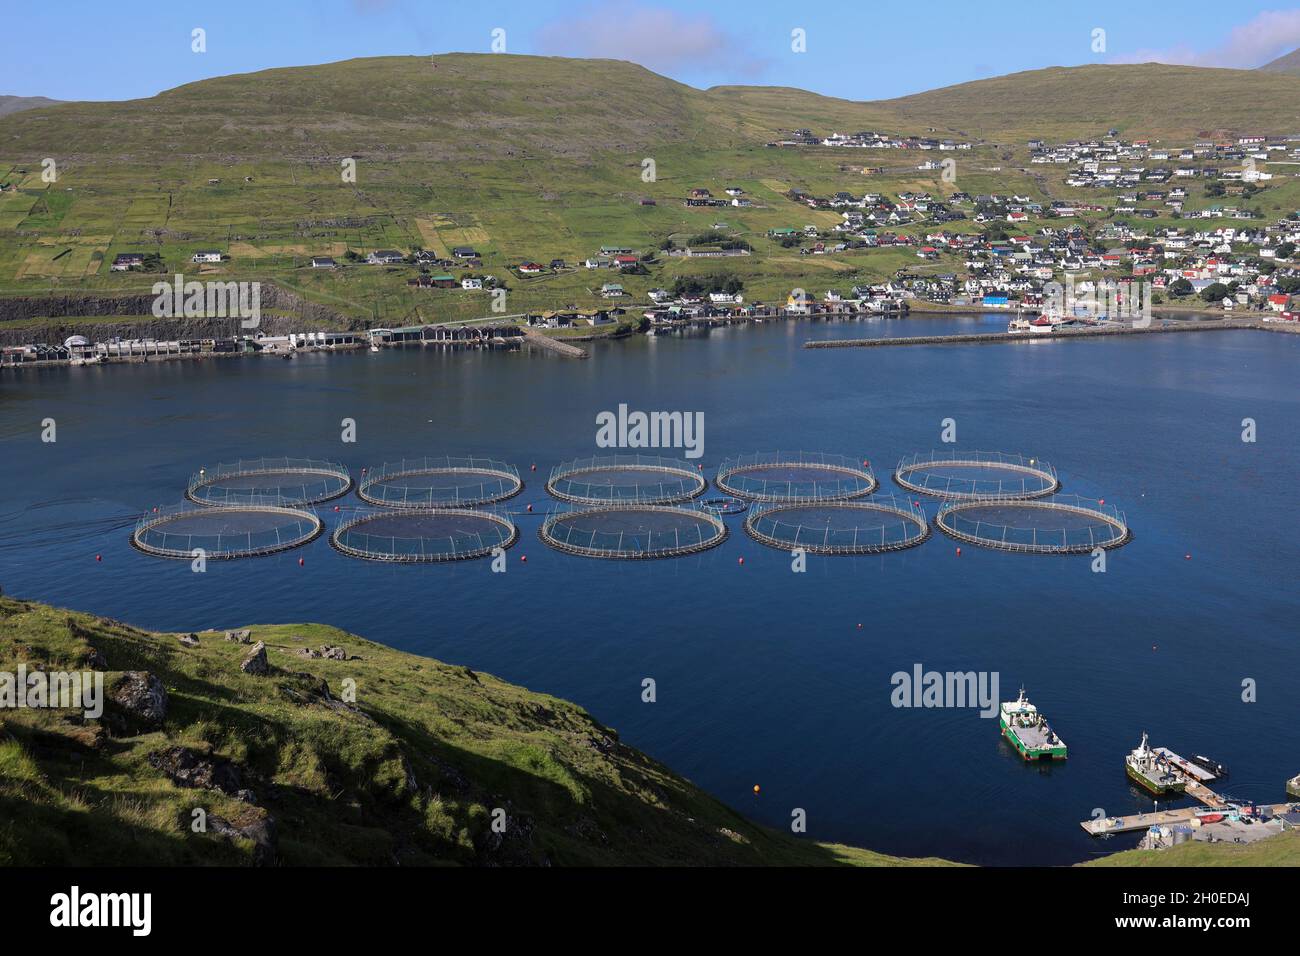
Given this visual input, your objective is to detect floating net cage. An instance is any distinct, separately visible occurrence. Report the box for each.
[894,451,1059,501]
[332,508,517,562]
[745,497,930,554]
[133,500,322,559]
[539,504,727,559]
[715,452,877,502]
[934,495,1130,554]
[546,454,706,505]
[188,457,352,507]
[357,456,522,508]
[700,496,749,515]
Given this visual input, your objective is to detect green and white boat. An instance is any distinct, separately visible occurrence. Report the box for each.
[999,688,1067,761]
[1125,732,1187,796]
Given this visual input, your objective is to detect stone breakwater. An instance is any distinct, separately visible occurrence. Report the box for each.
[803,318,1297,349]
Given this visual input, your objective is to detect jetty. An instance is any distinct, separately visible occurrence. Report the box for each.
[1082,743,1295,836]
[522,327,588,359]
[805,317,1298,350]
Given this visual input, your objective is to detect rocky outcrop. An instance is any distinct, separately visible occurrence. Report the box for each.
[148,746,256,803]
[106,671,167,732]
[178,633,200,648]
[240,642,269,676]
[225,629,252,644]
[208,812,277,866]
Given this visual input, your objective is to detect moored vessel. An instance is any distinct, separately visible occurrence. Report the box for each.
[999,687,1066,761]
[1126,732,1187,796]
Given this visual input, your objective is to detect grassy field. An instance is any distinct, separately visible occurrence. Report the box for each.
[0,55,1297,331]
[0,595,959,866]
[1085,831,1300,867]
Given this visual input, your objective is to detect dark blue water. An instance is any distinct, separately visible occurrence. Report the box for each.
[2,317,1297,866]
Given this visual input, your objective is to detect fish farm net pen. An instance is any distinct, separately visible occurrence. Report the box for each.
[893,450,1059,501]
[934,495,1130,554]
[187,457,353,507]
[546,454,707,505]
[715,451,878,502]
[330,508,519,562]
[357,456,523,508]
[744,497,931,554]
[132,501,323,559]
[538,503,728,559]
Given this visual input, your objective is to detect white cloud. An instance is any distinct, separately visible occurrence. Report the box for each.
[1115,9,1300,68]
[534,2,758,73]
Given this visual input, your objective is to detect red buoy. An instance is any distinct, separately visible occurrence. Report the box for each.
[298,557,304,566]
[738,557,745,566]
[521,555,527,563]
[333,505,340,512]
[1184,553,1191,560]
[956,547,962,556]
[530,464,537,472]
[1098,498,1105,505]
[526,503,533,513]
[95,554,102,562]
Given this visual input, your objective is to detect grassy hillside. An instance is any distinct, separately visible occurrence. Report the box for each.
[1085,832,1300,867]
[880,63,1300,141]
[1259,48,1300,74]
[0,595,950,866]
[0,96,62,118]
[0,54,1296,330]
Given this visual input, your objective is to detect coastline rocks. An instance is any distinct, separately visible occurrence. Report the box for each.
[85,647,109,670]
[179,633,200,648]
[107,671,168,731]
[225,629,252,644]
[240,642,269,676]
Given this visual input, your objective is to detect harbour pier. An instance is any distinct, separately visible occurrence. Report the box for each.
[805,317,1299,350]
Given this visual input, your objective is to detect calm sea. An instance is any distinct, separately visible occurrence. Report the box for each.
[1,314,1296,865]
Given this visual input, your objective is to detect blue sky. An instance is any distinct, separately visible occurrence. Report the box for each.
[3,0,1299,102]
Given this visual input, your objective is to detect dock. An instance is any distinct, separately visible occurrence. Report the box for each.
[1082,743,1286,835]
[804,317,1299,350]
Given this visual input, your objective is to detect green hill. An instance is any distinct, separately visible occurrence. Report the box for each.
[1,54,1296,330]
[0,96,62,118]
[1259,47,1300,74]
[879,63,1300,141]
[0,595,950,866]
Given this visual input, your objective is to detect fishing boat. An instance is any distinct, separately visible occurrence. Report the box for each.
[1189,754,1229,779]
[999,688,1067,761]
[1126,732,1187,796]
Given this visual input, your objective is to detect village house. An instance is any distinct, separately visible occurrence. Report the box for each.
[367,250,405,265]
[310,257,337,269]
[111,253,145,271]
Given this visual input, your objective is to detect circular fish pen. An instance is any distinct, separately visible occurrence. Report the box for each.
[934,495,1130,554]
[894,451,1058,500]
[539,504,727,559]
[331,509,518,562]
[700,496,749,515]
[357,456,522,508]
[133,502,322,559]
[188,457,352,507]
[546,454,706,505]
[745,497,930,554]
[715,452,877,502]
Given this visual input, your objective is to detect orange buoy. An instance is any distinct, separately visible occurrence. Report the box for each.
[753,784,761,795]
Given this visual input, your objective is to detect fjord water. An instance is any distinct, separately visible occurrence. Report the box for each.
[1,316,1296,866]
